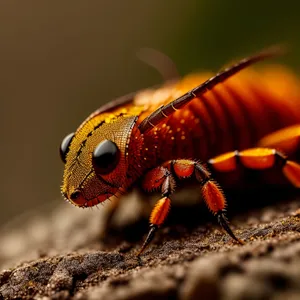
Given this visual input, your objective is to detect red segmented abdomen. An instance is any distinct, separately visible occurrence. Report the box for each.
[142,67,300,164]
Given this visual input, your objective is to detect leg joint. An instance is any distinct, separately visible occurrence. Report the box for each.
[194,162,211,184]
[274,150,287,168]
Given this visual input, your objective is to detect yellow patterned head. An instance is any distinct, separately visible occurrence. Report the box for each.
[60,111,138,207]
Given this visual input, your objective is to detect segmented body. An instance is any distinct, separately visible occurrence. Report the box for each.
[130,67,300,172]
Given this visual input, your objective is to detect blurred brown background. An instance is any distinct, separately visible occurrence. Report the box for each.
[1,0,300,226]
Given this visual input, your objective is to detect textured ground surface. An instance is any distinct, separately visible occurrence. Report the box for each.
[1,188,300,300]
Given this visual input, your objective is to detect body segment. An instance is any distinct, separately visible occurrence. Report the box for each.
[137,68,300,165]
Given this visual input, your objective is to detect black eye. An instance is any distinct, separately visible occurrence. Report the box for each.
[60,132,75,163]
[92,140,120,174]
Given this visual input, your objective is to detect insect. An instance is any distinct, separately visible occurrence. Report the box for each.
[60,46,300,255]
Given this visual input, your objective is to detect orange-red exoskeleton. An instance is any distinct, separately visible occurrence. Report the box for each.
[61,46,300,255]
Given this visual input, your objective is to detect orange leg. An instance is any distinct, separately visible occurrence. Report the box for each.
[208,148,300,187]
[138,159,243,256]
[137,166,174,255]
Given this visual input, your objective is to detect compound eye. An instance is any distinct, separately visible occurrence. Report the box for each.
[92,140,120,174]
[60,132,75,163]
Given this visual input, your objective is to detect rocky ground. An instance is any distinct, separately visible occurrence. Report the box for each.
[0,187,300,300]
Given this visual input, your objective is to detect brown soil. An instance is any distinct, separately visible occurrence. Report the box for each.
[1,189,300,300]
